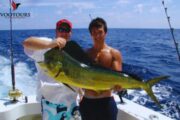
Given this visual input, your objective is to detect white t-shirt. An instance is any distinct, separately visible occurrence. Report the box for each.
[24,37,78,106]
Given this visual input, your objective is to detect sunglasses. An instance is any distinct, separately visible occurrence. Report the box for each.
[58,27,71,33]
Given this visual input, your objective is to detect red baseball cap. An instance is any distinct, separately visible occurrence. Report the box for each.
[56,19,72,30]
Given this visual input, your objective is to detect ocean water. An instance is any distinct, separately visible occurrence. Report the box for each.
[0,29,180,119]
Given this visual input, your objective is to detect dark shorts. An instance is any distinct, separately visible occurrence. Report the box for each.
[79,97,118,120]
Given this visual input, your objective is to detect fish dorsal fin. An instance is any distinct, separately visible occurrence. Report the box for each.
[62,41,92,65]
[62,41,143,81]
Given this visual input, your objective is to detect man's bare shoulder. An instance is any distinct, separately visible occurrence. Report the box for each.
[108,47,122,63]
[109,47,121,56]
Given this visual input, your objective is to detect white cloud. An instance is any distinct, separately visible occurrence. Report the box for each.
[149,7,159,13]
[166,0,173,3]
[117,0,130,4]
[23,2,59,7]
[23,1,95,15]
[22,1,95,9]
[134,4,144,14]
[56,10,63,15]
[71,2,95,9]
[55,2,95,16]
[69,2,95,14]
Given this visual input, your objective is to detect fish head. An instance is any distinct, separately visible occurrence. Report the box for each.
[38,47,64,77]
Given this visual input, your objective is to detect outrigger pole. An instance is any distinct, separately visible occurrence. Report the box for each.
[161,0,180,61]
[8,0,22,102]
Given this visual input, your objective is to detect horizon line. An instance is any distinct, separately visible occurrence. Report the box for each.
[1,27,180,31]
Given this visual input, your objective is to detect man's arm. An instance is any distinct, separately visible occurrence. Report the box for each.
[111,48,123,91]
[23,37,67,50]
[111,49,122,72]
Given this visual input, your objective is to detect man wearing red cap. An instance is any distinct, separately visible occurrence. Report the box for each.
[23,19,81,120]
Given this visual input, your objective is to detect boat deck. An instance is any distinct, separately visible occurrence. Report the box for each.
[0,95,172,120]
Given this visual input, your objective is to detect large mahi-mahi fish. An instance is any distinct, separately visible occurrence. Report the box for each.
[38,41,169,107]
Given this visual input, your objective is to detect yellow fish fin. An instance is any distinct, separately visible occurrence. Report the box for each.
[143,75,169,108]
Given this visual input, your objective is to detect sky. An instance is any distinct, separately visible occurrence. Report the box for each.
[0,0,180,30]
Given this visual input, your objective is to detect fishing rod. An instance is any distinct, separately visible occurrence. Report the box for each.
[8,0,22,102]
[9,0,15,91]
[89,14,93,20]
[161,0,180,61]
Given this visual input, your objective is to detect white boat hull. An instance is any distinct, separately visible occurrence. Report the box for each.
[0,95,172,120]
[0,96,41,120]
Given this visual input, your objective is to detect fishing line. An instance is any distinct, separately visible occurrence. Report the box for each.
[161,0,180,61]
[89,14,93,20]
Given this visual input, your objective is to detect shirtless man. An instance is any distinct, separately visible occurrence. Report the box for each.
[79,17,123,120]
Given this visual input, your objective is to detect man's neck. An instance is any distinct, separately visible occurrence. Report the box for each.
[93,43,107,52]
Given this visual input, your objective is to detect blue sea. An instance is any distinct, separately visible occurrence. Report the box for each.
[0,29,180,119]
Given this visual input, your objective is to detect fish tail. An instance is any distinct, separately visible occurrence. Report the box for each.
[143,76,169,108]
